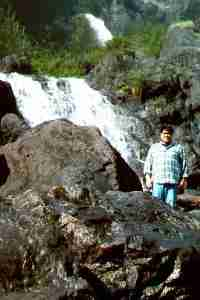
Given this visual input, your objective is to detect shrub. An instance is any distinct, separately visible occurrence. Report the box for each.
[126,22,167,57]
[31,46,105,77]
[127,70,146,88]
[0,7,167,78]
[67,15,99,53]
[0,5,31,57]
[105,36,135,57]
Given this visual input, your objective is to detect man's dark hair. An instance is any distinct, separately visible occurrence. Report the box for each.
[160,124,174,134]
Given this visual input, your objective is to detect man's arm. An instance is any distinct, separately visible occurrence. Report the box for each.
[178,177,188,190]
[178,146,188,190]
[144,146,153,190]
[145,174,153,190]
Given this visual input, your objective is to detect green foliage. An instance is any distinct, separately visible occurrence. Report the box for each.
[74,0,112,15]
[126,22,167,57]
[67,15,99,53]
[31,47,105,77]
[0,4,167,78]
[105,36,135,57]
[104,22,166,59]
[126,70,146,88]
[159,63,193,82]
[31,22,166,78]
[31,48,82,77]
[0,5,31,57]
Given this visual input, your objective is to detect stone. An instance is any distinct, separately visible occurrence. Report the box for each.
[177,191,200,210]
[0,80,22,121]
[0,55,32,74]
[0,119,142,196]
[0,113,29,144]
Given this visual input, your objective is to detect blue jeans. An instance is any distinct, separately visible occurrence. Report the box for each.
[152,183,177,208]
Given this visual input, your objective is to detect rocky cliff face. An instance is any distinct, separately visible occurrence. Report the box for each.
[101,0,199,35]
[7,0,200,38]
[108,0,199,31]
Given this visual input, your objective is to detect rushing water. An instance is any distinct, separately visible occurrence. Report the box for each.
[0,72,145,166]
[0,15,145,168]
[85,13,113,46]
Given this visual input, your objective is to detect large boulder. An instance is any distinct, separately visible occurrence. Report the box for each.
[0,189,79,299]
[160,21,200,57]
[0,119,142,196]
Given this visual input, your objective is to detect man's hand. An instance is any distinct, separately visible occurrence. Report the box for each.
[145,174,153,190]
[178,178,188,190]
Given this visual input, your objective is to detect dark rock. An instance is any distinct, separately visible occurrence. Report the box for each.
[187,171,200,190]
[1,187,200,299]
[0,113,29,144]
[83,63,95,75]
[87,52,136,93]
[141,77,190,104]
[0,154,10,186]
[0,55,32,74]
[1,113,29,135]
[0,190,68,294]
[177,191,200,210]
[0,82,28,146]
[102,191,200,245]
[77,206,112,225]
[0,288,49,300]
[0,80,22,121]
[160,21,200,58]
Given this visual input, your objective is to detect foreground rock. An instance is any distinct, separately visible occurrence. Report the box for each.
[0,119,142,196]
[177,191,200,210]
[0,55,32,74]
[1,188,200,299]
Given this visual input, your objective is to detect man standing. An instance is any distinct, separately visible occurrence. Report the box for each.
[144,125,188,208]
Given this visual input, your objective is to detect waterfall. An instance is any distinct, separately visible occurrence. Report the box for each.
[0,72,144,167]
[85,14,113,46]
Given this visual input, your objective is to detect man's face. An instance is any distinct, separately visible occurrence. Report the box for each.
[160,129,173,145]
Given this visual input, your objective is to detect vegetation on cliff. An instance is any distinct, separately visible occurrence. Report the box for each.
[0,4,167,77]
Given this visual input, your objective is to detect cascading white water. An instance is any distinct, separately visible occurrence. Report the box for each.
[85,13,113,46]
[0,72,143,165]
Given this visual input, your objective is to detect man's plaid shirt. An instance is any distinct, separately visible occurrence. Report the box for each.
[144,142,188,184]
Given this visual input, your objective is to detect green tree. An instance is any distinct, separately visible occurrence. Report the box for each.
[67,15,98,53]
[0,5,31,57]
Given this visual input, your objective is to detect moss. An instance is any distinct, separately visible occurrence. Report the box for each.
[46,212,60,225]
[193,32,200,39]
[170,20,194,30]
